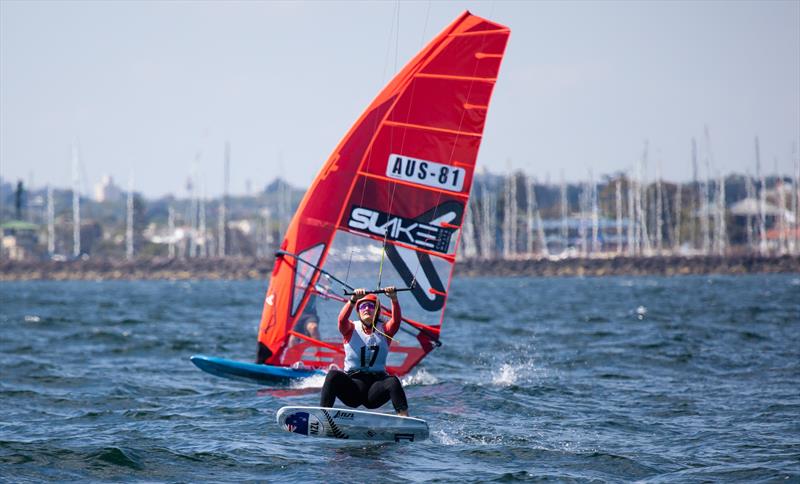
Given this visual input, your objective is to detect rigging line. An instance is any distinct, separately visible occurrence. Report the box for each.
[376,228,389,290]
[420,0,432,50]
[355,0,401,214]
[344,249,354,287]
[394,0,400,73]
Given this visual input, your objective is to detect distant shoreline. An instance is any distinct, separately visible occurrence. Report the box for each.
[1,255,798,281]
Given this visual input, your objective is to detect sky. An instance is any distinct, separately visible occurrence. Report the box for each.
[1,0,798,198]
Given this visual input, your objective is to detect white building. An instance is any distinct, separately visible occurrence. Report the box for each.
[94,175,122,202]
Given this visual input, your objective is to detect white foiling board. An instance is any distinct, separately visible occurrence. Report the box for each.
[276,406,429,442]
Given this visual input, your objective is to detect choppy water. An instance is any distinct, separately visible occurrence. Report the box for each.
[1,275,799,482]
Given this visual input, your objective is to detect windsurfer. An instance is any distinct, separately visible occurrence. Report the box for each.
[319,286,409,416]
[288,294,321,347]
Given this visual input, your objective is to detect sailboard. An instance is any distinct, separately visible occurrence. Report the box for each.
[190,355,324,384]
[277,406,429,442]
[193,11,510,384]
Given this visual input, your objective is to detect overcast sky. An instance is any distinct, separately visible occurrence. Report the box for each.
[1,0,798,198]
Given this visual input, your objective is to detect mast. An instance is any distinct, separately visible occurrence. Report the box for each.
[47,184,55,256]
[793,142,799,255]
[717,172,727,255]
[502,173,511,258]
[674,182,682,252]
[126,172,134,260]
[615,179,623,254]
[560,172,568,255]
[745,173,755,251]
[701,134,711,255]
[690,138,698,251]
[510,174,515,258]
[627,173,635,256]
[526,174,534,255]
[656,159,663,254]
[460,196,477,259]
[776,158,786,255]
[199,180,207,257]
[168,205,176,259]
[638,141,650,255]
[71,142,80,258]
[504,173,514,258]
[663,179,673,253]
[578,180,588,256]
[590,172,599,254]
[188,153,200,258]
[531,180,548,257]
[756,137,767,255]
[219,141,229,257]
[489,186,497,259]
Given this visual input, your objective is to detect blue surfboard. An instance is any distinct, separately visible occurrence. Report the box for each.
[190,355,325,384]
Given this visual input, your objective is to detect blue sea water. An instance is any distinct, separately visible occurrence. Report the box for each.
[1,275,799,482]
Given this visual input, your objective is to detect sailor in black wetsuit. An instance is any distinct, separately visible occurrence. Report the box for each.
[319,287,409,416]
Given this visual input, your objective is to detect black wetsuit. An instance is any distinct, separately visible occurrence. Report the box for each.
[319,370,408,412]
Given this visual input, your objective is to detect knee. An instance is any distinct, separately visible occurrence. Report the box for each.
[363,400,382,409]
[387,376,403,389]
[324,369,344,385]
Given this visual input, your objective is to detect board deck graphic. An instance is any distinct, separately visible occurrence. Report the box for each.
[276,406,429,442]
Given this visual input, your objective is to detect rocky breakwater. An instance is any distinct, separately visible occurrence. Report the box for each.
[0,257,275,281]
[455,255,800,277]
[1,255,799,281]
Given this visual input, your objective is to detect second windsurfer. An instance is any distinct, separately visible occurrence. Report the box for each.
[319,286,409,416]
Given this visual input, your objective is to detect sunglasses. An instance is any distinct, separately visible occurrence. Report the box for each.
[357,301,376,312]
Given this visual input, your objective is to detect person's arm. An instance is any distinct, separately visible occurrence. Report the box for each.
[338,301,354,341]
[339,288,365,341]
[384,286,401,338]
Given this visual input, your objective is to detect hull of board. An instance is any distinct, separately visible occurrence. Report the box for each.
[277,405,429,442]
[190,355,324,384]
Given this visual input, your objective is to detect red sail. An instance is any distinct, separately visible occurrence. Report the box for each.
[256,11,510,375]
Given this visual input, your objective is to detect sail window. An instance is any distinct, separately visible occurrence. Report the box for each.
[290,244,326,317]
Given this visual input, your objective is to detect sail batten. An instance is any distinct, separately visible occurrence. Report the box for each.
[450,29,511,37]
[383,120,484,138]
[256,11,510,376]
[415,72,497,83]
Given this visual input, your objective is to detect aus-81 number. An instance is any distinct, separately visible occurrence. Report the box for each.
[386,154,465,192]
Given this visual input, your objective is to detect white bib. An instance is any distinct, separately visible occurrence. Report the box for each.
[343,322,389,373]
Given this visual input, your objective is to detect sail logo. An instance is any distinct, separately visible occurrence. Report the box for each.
[386,154,465,192]
[347,206,453,254]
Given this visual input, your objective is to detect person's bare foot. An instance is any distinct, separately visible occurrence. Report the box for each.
[397,410,409,417]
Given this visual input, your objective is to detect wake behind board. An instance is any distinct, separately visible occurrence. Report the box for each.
[190,355,324,384]
[277,406,429,442]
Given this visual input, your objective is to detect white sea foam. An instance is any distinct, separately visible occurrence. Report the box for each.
[431,429,461,445]
[290,373,327,389]
[492,363,520,386]
[401,368,439,386]
[487,354,550,387]
[24,315,41,323]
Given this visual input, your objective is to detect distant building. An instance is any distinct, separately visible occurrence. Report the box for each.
[1,220,40,260]
[729,198,793,226]
[230,219,254,235]
[95,175,122,202]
